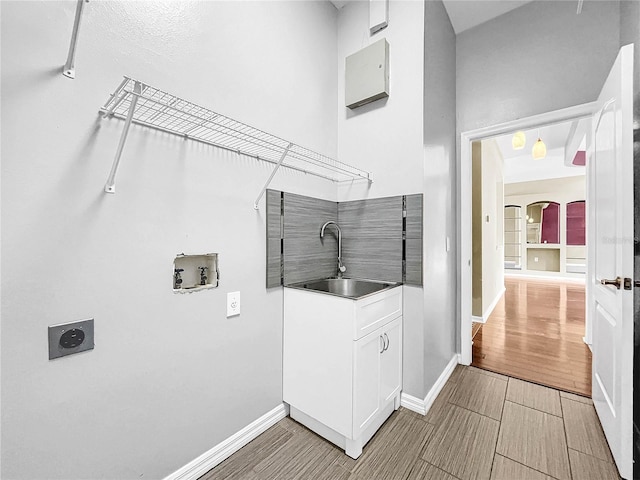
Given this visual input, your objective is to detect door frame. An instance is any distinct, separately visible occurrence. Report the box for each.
[458,102,596,365]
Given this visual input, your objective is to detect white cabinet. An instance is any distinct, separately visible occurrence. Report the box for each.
[353,317,402,441]
[283,286,402,459]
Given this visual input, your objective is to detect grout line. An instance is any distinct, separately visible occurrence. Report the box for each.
[467,365,509,382]
[495,453,563,480]
[429,462,463,480]
[490,396,506,478]
[561,398,617,464]
[505,397,563,418]
[447,400,502,423]
[560,394,574,480]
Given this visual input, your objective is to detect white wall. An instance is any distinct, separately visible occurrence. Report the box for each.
[457,1,621,134]
[336,0,424,202]
[334,0,457,400]
[1,2,338,479]
[421,0,458,393]
[481,140,504,318]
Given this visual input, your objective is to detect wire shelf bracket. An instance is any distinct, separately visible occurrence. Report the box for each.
[99,77,373,202]
[63,0,88,79]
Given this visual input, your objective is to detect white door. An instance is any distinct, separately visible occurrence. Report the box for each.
[589,43,634,480]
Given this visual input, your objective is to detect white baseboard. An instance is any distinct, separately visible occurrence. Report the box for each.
[400,354,458,416]
[164,403,289,480]
[505,272,586,283]
[483,286,505,322]
[400,392,428,415]
[471,286,505,324]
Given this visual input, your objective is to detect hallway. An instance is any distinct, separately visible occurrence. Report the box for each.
[472,276,592,396]
[201,365,618,480]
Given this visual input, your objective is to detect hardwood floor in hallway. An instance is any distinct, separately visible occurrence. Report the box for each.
[472,276,592,397]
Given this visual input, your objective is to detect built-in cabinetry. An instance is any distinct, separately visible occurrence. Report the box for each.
[283,286,402,459]
[503,198,586,276]
[504,205,522,270]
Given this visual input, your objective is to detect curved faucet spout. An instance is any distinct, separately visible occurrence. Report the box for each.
[321,221,347,277]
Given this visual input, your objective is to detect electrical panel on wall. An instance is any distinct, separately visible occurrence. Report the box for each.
[173,253,219,293]
[345,38,389,109]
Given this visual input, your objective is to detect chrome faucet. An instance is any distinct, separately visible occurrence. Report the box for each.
[320,221,347,278]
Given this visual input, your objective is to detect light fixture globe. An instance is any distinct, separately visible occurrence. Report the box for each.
[512,131,526,150]
[532,137,547,159]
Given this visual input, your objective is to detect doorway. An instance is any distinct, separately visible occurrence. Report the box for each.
[468,120,591,396]
[459,103,596,366]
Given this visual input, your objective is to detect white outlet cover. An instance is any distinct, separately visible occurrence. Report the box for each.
[227,291,240,317]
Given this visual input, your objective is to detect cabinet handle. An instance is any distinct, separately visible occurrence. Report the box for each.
[384,333,389,352]
[380,335,385,354]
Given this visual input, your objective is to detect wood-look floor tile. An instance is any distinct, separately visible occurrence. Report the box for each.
[561,397,613,462]
[350,410,434,480]
[252,427,341,479]
[559,390,592,405]
[278,416,307,434]
[448,364,466,383]
[490,454,555,480]
[448,367,507,420]
[467,366,509,381]
[568,449,620,480]
[506,378,562,417]
[313,464,353,480]
[421,404,500,480]
[496,401,570,480]
[406,459,458,480]
[201,424,293,480]
[424,379,459,426]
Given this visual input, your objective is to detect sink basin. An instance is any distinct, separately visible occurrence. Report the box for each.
[287,278,399,299]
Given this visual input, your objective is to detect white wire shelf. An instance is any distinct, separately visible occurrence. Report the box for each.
[100,77,372,204]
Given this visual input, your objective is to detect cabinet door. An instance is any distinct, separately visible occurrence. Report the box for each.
[353,329,382,436]
[380,316,402,405]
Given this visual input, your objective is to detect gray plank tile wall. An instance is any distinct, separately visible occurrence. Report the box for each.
[338,196,403,283]
[283,192,338,285]
[266,190,283,288]
[405,194,424,285]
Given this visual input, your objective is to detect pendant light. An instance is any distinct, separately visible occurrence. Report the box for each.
[512,131,526,150]
[532,130,546,159]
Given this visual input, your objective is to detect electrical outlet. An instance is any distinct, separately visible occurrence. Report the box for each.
[227,291,240,317]
[48,319,94,360]
[534,257,539,262]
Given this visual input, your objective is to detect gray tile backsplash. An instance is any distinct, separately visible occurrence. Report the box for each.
[405,194,424,285]
[339,196,404,283]
[266,190,423,287]
[266,190,283,288]
[283,192,338,285]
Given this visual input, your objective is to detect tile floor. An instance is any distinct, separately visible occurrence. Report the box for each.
[201,365,620,480]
